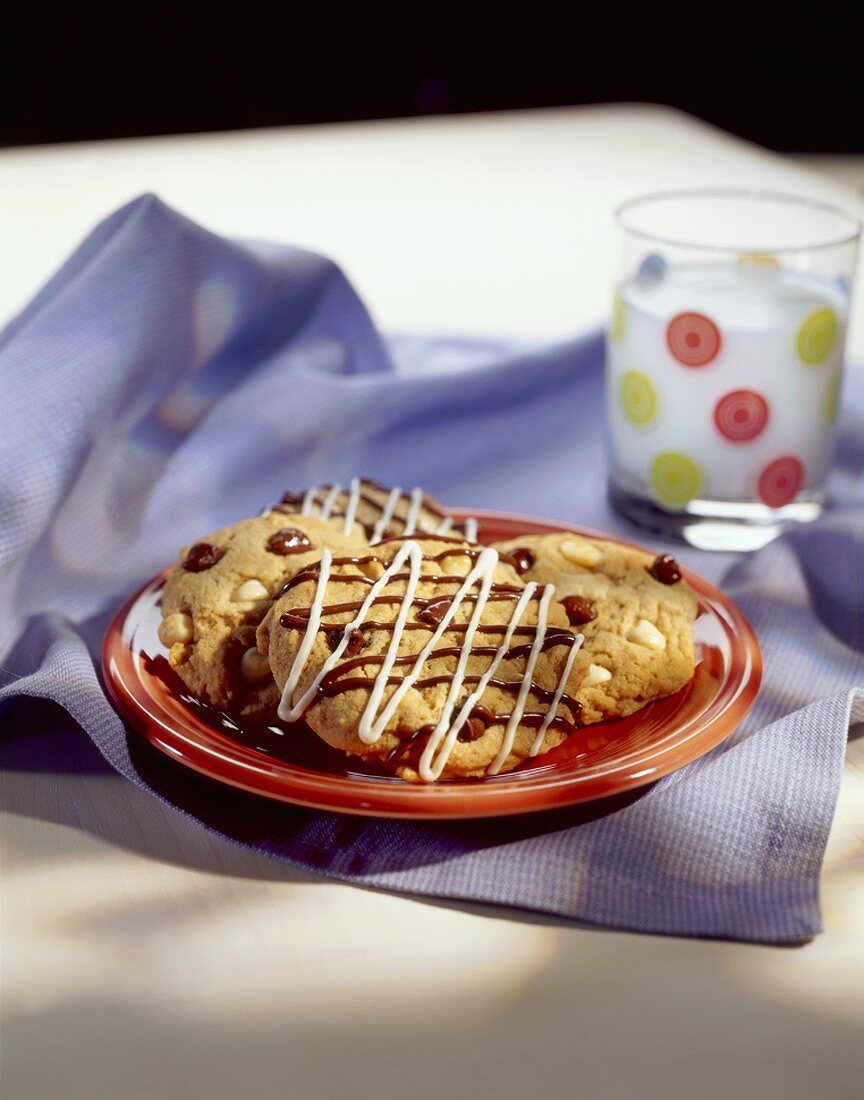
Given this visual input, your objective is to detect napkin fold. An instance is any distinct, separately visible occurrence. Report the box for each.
[2,194,863,943]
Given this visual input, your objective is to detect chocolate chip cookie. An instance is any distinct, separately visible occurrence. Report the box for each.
[259,536,584,779]
[494,533,698,724]
[158,512,369,717]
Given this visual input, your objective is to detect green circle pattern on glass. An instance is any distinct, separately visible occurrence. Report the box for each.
[796,307,837,366]
[650,451,703,510]
[619,370,659,426]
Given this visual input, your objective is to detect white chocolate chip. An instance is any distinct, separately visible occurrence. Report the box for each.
[559,538,603,569]
[240,647,272,684]
[627,619,666,652]
[233,578,269,602]
[168,642,192,667]
[586,663,612,685]
[158,612,193,646]
[442,553,472,576]
[359,559,386,581]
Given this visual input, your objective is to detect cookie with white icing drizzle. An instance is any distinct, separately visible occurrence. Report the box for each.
[494,533,698,724]
[273,477,479,544]
[259,536,585,780]
[159,512,369,717]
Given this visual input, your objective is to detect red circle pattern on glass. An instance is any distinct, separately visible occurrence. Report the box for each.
[757,456,805,508]
[713,389,770,443]
[666,312,722,367]
[102,511,762,820]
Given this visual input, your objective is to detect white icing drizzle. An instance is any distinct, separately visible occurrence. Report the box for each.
[528,631,583,757]
[357,542,424,742]
[278,540,421,723]
[369,484,403,543]
[277,540,580,781]
[277,550,333,720]
[287,479,478,544]
[341,477,362,535]
[319,482,343,520]
[419,580,538,781]
[401,487,425,536]
[360,547,504,744]
[488,585,555,775]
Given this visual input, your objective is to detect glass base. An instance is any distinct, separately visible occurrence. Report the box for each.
[608,479,825,552]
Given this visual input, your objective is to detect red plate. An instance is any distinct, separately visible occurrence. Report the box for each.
[102,510,762,818]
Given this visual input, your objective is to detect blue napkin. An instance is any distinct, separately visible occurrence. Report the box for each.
[2,195,862,944]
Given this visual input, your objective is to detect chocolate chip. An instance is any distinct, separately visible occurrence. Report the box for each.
[266,527,313,555]
[417,597,453,626]
[279,491,306,507]
[561,595,596,626]
[182,543,225,572]
[457,717,487,743]
[648,553,682,585]
[508,546,536,575]
[329,628,365,657]
[456,704,497,743]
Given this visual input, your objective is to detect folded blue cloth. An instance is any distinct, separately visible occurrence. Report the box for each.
[2,195,862,943]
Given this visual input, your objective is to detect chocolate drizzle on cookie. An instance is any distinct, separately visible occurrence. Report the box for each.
[182,543,225,572]
[648,554,682,585]
[275,541,585,781]
[274,476,480,544]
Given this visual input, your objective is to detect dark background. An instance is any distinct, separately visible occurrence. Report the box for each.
[2,3,862,152]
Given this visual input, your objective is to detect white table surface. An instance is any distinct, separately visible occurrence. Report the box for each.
[2,106,863,1100]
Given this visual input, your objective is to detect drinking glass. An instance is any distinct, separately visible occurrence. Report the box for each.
[606,189,860,551]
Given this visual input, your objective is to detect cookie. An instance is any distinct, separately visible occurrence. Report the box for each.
[260,536,584,780]
[158,512,369,717]
[494,533,698,724]
[274,477,478,543]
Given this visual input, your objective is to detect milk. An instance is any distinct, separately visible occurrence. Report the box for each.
[606,260,848,508]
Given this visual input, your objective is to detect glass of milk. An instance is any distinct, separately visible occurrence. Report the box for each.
[607,189,860,551]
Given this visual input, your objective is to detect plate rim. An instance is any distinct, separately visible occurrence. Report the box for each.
[101,509,763,818]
